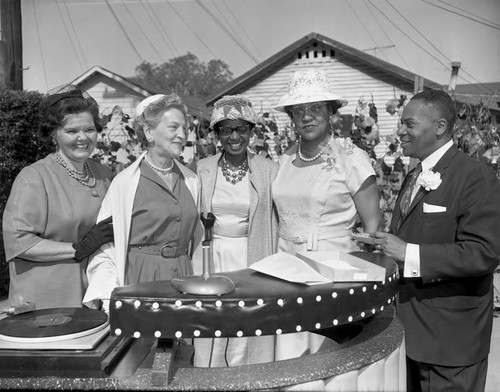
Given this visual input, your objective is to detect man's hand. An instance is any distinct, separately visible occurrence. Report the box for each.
[372,231,407,265]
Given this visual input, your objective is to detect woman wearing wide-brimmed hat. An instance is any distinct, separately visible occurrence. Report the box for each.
[272,69,381,360]
[192,95,279,367]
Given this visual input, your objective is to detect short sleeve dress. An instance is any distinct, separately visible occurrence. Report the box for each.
[2,154,113,309]
[271,138,376,360]
[273,138,375,255]
[125,161,199,284]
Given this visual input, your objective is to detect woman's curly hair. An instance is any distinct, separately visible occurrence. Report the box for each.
[38,87,102,142]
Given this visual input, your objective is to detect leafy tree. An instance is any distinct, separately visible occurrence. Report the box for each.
[130,53,233,97]
[0,85,52,297]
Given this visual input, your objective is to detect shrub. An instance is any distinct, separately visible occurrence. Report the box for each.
[0,85,52,297]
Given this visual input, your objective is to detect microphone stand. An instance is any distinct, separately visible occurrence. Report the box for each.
[171,212,235,296]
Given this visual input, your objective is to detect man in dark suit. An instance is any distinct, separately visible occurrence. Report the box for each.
[373,90,500,391]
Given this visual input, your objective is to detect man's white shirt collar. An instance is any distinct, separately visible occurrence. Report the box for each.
[421,140,453,171]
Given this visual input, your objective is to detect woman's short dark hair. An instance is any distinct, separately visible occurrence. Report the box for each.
[38,90,102,141]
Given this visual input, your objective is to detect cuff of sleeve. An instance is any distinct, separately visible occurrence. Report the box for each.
[404,243,421,278]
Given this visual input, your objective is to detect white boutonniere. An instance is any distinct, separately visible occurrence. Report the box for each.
[417,170,442,191]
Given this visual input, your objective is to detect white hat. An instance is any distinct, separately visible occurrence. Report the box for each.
[274,69,347,112]
[134,94,166,118]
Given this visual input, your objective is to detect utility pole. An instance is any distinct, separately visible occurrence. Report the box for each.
[0,0,23,90]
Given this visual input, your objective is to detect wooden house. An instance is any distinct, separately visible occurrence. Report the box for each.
[70,65,211,122]
[205,32,445,158]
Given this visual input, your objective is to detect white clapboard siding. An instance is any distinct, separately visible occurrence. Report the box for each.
[235,44,415,158]
[77,73,143,118]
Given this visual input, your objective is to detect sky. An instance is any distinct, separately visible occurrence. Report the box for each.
[19,0,500,97]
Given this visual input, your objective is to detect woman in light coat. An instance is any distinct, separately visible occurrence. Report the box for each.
[84,94,202,311]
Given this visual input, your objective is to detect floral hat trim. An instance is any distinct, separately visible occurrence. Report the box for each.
[210,95,259,129]
[275,69,348,112]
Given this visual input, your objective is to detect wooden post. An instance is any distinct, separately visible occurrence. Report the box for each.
[0,0,23,90]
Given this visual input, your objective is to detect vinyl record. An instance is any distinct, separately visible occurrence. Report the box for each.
[0,307,108,342]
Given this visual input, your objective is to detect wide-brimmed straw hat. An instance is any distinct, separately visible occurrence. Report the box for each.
[210,95,259,129]
[274,69,348,112]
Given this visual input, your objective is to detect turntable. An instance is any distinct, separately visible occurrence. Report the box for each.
[0,307,132,378]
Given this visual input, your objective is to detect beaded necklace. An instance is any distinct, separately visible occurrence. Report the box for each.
[297,136,330,162]
[221,156,249,185]
[144,155,174,174]
[54,151,96,188]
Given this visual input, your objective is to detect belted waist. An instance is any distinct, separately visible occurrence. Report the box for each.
[128,244,189,258]
[213,222,249,237]
[279,230,350,251]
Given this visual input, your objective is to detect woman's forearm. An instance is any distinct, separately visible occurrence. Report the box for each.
[17,239,77,262]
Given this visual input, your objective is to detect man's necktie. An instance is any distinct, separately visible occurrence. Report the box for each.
[400,162,422,217]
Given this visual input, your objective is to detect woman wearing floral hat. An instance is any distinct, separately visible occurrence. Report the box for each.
[193,95,279,367]
[272,69,381,359]
[83,94,202,311]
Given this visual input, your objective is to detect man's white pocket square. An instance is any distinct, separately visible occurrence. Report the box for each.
[423,202,447,213]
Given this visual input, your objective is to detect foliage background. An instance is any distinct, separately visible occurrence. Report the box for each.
[0,83,498,299]
[0,86,53,297]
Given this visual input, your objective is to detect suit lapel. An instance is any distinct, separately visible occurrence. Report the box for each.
[393,146,458,232]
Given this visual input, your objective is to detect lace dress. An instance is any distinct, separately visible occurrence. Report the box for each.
[272,138,375,359]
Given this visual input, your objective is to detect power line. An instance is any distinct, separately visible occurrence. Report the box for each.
[57,0,88,71]
[220,0,263,59]
[367,0,449,70]
[32,0,49,90]
[141,0,179,57]
[362,0,410,68]
[121,1,166,61]
[162,0,217,58]
[103,0,144,62]
[206,0,259,62]
[420,0,500,30]
[54,1,84,70]
[435,0,500,28]
[385,0,495,94]
[345,0,382,58]
[120,0,170,61]
[194,0,259,64]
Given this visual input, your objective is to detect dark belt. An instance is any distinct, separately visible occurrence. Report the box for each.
[128,244,189,258]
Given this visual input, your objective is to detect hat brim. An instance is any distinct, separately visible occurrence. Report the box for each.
[274,94,348,112]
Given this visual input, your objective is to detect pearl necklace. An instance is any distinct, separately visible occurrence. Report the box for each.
[221,156,249,185]
[297,137,330,162]
[144,155,174,174]
[54,151,96,188]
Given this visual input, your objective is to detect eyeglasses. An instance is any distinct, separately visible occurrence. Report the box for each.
[290,102,327,118]
[217,124,252,136]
